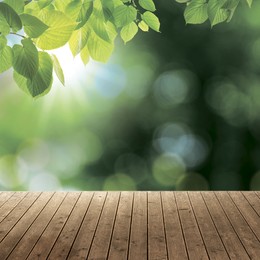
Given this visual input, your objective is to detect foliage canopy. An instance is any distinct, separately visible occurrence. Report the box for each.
[0,0,254,97]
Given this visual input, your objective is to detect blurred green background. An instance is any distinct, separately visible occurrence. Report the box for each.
[1,1,260,191]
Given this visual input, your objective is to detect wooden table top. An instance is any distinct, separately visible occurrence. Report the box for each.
[0,191,259,259]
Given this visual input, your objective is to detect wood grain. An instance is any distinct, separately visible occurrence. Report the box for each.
[0,191,258,260]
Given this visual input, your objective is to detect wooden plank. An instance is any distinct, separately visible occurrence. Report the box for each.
[0,192,54,259]
[108,192,133,260]
[215,191,260,259]
[228,192,260,241]
[0,192,14,208]
[161,191,188,260]
[175,192,208,260]
[242,192,260,216]
[0,192,39,242]
[0,191,259,260]
[67,192,107,260]
[188,192,229,260]
[87,192,120,260]
[0,192,27,223]
[128,191,147,260]
[48,192,94,260]
[147,191,168,260]
[202,192,250,259]
[7,192,67,260]
[27,192,81,260]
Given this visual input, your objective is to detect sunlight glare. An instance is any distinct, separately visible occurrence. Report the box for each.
[51,44,99,87]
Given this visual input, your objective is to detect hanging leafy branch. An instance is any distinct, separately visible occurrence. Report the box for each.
[177,0,253,26]
[0,0,253,97]
[0,0,160,97]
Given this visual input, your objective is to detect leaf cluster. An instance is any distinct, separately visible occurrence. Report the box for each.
[0,0,160,97]
[176,0,253,26]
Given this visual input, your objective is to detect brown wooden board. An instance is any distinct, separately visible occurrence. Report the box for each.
[128,191,148,260]
[0,192,14,208]
[67,192,107,260]
[8,192,67,260]
[0,192,53,259]
[242,191,260,216]
[27,192,81,260]
[48,192,93,259]
[108,191,133,260]
[161,191,188,260]
[176,192,209,259]
[216,191,260,259]
[202,192,250,260]
[0,191,259,260]
[87,191,120,260]
[147,191,168,260]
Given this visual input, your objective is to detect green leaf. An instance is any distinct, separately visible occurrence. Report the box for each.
[13,71,30,95]
[208,0,229,26]
[15,52,53,97]
[141,11,160,32]
[176,0,190,3]
[20,14,49,38]
[14,55,54,97]
[0,45,13,73]
[54,0,71,13]
[4,0,24,14]
[27,52,53,97]
[38,0,54,9]
[222,0,240,22]
[106,21,118,41]
[0,2,22,32]
[69,22,90,56]
[246,0,253,7]
[87,30,114,62]
[184,0,208,24]
[139,0,156,12]
[80,44,90,65]
[52,54,65,85]
[35,10,77,50]
[24,1,41,16]
[75,1,93,29]
[13,38,39,79]
[113,5,137,27]
[138,20,149,31]
[65,0,82,21]
[120,22,138,43]
[89,14,110,42]
[0,35,7,50]
[0,13,10,36]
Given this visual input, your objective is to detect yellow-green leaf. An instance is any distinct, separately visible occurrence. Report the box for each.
[0,45,13,73]
[52,54,65,85]
[35,10,77,50]
[80,44,90,65]
[138,20,149,31]
[208,0,229,26]
[139,0,156,12]
[20,14,49,38]
[184,0,208,24]
[113,5,137,27]
[87,30,114,62]
[0,35,7,50]
[120,22,138,43]
[69,22,90,56]
[141,11,160,32]
[0,13,10,36]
